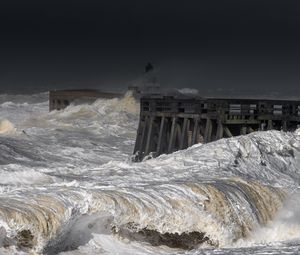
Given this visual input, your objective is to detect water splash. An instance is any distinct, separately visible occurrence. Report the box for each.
[0,119,16,135]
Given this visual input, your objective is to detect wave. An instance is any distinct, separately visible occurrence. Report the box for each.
[0,92,49,105]
[0,178,286,253]
[0,120,16,135]
[0,92,139,166]
[138,129,300,188]
[18,91,140,136]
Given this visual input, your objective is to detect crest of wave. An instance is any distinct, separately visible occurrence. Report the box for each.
[46,91,139,131]
[0,119,16,134]
[0,180,286,253]
[54,91,138,116]
[19,91,139,136]
[234,192,300,247]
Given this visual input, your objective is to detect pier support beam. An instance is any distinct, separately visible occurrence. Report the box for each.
[224,126,233,138]
[179,118,188,149]
[187,119,192,147]
[156,116,165,155]
[145,116,154,155]
[133,119,142,153]
[216,120,224,140]
[204,118,212,143]
[168,117,177,153]
[176,123,182,148]
[282,120,287,131]
[139,116,149,153]
[267,120,273,130]
[192,118,199,145]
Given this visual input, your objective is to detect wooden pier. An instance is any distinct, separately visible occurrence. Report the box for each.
[133,95,300,161]
[49,89,122,111]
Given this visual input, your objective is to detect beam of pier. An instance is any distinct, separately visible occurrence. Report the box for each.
[216,120,224,140]
[282,120,287,131]
[224,126,233,138]
[204,118,212,143]
[187,119,192,147]
[267,120,273,130]
[192,117,199,145]
[145,116,154,155]
[179,118,188,149]
[134,120,142,153]
[168,117,177,153]
[156,116,165,155]
[139,116,149,153]
[176,123,182,149]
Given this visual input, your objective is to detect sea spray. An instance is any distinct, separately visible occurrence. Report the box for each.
[0,119,16,134]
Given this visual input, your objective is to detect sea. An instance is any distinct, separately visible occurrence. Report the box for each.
[0,92,300,254]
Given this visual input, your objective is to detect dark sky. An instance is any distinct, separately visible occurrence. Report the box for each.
[1,0,300,95]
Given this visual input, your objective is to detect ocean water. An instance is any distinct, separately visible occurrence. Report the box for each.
[0,92,300,254]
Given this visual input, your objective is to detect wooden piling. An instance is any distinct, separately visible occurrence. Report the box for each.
[145,116,154,155]
[204,118,212,143]
[176,123,182,149]
[179,118,188,149]
[224,126,233,138]
[156,116,165,155]
[216,120,224,140]
[168,117,177,153]
[267,120,273,130]
[192,117,199,145]
[282,120,287,131]
[133,119,142,153]
[139,116,148,153]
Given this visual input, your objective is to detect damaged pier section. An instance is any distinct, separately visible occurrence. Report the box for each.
[133,95,300,161]
[49,89,122,111]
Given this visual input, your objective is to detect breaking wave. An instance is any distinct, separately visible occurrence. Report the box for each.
[0,92,299,254]
[0,179,286,253]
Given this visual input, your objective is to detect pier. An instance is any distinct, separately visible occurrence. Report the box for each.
[49,89,122,111]
[133,95,300,161]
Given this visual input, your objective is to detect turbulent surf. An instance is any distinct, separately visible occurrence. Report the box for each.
[0,92,300,254]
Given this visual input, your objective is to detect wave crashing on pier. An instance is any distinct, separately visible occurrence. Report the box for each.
[0,92,300,254]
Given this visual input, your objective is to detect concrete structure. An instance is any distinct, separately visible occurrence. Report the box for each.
[49,89,122,111]
[133,95,300,161]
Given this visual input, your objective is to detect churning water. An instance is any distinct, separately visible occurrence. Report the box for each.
[0,92,300,254]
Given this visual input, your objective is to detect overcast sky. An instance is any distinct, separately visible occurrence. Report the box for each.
[1,0,300,95]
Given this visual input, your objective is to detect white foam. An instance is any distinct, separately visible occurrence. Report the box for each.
[0,168,56,185]
[0,119,16,134]
[178,88,199,95]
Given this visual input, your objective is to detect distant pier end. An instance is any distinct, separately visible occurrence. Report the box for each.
[133,95,300,161]
[49,89,122,111]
